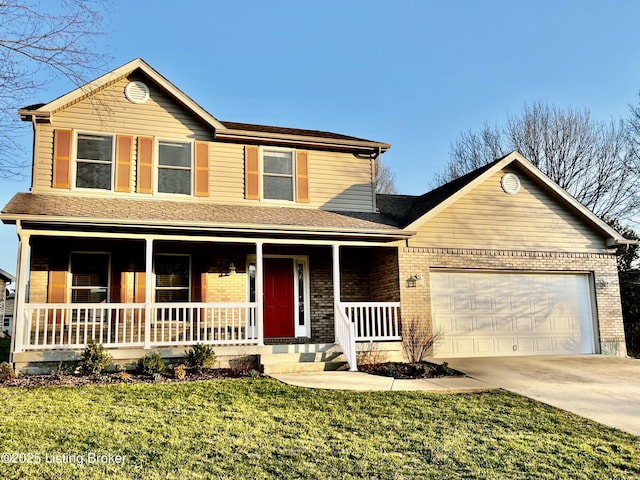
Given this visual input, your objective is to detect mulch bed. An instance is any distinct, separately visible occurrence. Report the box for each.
[359,361,463,380]
[0,368,262,388]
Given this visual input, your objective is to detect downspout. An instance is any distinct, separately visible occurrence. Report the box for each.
[29,115,37,192]
[372,147,382,213]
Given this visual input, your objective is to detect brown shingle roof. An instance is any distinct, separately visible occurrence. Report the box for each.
[376,158,504,227]
[220,121,382,144]
[1,193,407,238]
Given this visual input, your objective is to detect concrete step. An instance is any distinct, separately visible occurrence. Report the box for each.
[260,343,348,374]
[262,360,348,374]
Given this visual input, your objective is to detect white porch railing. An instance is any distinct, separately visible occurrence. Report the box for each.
[336,301,401,371]
[340,302,401,341]
[21,302,257,351]
[335,304,358,371]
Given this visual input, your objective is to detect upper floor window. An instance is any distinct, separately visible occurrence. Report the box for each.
[263,149,294,201]
[76,134,113,190]
[158,141,192,195]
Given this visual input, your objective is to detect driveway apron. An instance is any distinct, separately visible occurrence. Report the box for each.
[442,355,640,436]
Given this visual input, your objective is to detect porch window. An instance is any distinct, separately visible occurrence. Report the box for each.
[158,141,192,195]
[263,149,294,201]
[70,253,110,303]
[155,255,190,302]
[76,134,113,190]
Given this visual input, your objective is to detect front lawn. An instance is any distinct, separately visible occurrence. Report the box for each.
[0,379,637,479]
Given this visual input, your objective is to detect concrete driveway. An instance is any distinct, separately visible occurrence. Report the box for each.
[442,355,640,436]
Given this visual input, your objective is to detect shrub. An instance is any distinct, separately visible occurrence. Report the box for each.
[137,352,166,376]
[173,364,187,380]
[0,362,15,381]
[184,344,216,373]
[80,340,113,374]
[401,317,441,363]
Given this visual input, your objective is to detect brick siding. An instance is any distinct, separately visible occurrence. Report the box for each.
[398,246,626,356]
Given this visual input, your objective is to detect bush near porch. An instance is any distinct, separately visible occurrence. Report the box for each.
[0,379,638,479]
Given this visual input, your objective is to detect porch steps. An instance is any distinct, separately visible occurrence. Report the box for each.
[259,343,348,374]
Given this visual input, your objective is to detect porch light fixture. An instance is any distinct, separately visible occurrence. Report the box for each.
[406,274,424,288]
[596,276,611,288]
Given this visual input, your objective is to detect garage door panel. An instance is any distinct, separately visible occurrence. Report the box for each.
[493,316,514,332]
[432,271,595,358]
[476,338,495,354]
[453,317,473,332]
[454,338,475,355]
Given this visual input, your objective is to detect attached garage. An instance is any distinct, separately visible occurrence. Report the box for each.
[431,271,597,358]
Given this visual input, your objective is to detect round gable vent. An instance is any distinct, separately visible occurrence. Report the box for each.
[501,173,521,194]
[124,81,150,104]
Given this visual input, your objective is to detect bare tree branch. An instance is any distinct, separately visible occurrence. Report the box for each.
[0,0,111,179]
[440,101,640,221]
[375,156,397,194]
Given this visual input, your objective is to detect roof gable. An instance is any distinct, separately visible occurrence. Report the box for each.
[18,59,390,154]
[388,152,629,246]
[19,58,225,130]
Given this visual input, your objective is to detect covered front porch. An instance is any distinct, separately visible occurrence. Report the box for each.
[12,229,403,371]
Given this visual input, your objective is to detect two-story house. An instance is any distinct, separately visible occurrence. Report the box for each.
[1,59,631,374]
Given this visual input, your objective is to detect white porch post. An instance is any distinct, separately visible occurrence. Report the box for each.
[12,226,30,356]
[255,241,264,346]
[143,237,153,349]
[332,243,341,342]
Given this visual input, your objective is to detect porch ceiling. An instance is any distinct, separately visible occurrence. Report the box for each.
[1,193,411,241]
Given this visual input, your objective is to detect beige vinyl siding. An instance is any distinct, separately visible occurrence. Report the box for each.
[31,74,377,212]
[410,167,609,252]
[308,151,374,212]
[210,143,245,200]
[33,74,214,194]
[203,144,376,211]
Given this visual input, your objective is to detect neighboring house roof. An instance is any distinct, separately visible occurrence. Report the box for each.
[18,58,389,154]
[0,268,14,283]
[377,151,632,247]
[1,193,409,240]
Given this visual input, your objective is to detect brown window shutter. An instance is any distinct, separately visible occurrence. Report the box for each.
[245,145,260,200]
[137,137,154,193]
[52,129,73,189]
[115,135,133,193]
[296,151,310,203]
[47,269,67,324]
[48,270,67,303]
[134,272,146,303]
[194,141,210,197]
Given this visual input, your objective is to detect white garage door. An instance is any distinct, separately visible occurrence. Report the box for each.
[431,271,596,357]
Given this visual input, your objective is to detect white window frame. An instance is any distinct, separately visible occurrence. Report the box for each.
[155,138,194,196]
[73,131,115,191]
[247,254,310,338]
[260,146,296,202]
[68,251,111,304]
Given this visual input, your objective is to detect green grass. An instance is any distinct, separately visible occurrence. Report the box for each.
[0,379,638,479]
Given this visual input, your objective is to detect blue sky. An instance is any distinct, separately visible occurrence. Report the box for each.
[2,0,640,278]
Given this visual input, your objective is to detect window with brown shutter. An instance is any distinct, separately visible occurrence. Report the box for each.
[194,141,209,197]
[115,135,133,192]
[296,151,310,203]
[52,129,73,189]
[137,137,154,193]
[245,145,260,200]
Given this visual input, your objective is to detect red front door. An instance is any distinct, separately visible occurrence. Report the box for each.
[263,258,294,338]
